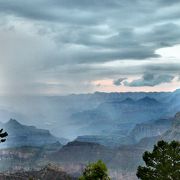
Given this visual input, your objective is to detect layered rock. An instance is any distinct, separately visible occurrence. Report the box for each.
[0,164,75,180]
[129,118,172,142]
[163,112,180,141]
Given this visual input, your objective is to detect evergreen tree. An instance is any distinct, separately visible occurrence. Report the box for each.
[137,140,180,180]
[79,160,111,180]
[0,129,8,143]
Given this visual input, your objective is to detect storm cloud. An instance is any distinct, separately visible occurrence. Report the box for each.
[124,73,175,87]
[0,0,180,94]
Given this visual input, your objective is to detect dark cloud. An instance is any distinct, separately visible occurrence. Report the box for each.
[145,63,180,74]
[0,1,180,64]
[124,73,175,87]
[0,0,180,94]
[141,23,180,48]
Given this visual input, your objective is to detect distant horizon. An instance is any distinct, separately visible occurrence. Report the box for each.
[0,88,179,97]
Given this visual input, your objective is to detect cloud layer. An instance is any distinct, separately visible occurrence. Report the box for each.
[124,73,174,87]
[0,0,180,94]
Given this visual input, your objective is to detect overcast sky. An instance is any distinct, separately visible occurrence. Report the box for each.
[0,0,180,95]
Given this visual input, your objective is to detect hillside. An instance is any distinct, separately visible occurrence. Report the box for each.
[0,119,66,148]
[129,118,172,142]
[0,164,76,180]
[75,117,172,147]
[137,111,180,149]
[71,96,167,138]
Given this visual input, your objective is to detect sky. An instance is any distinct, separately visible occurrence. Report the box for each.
[0,0,180,95]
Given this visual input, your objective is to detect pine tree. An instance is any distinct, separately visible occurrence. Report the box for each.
[137,140,180,180]
[0,129,8,143]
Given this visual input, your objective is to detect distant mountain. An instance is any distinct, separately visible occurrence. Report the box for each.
[118,97,135,104]
[71,96,166,137]
[75,118,172,147]
[71,96,170,146]
[136,96,160,105]
[0,90,179,139]
[0,119,67,148]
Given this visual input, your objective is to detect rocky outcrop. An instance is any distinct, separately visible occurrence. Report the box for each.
[137,112,180,149]
[163,112,180,141]
[0,164,76,180]
[50,141,113,164]
[48,140,145,173]
[129,118,172,142]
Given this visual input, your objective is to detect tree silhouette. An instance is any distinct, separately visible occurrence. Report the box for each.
[137,140,180,180]
[0,129,8,143]
[79,160,111,180]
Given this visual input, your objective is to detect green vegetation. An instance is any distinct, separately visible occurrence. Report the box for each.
[0,129,8,143]
[79,160,111,180]
[137,140,180,180]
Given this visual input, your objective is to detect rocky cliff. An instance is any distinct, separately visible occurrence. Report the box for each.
[163,112,180,141]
